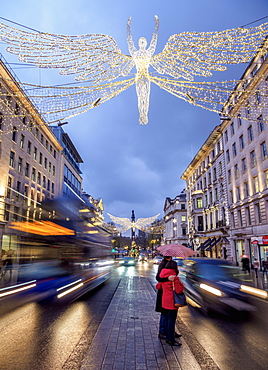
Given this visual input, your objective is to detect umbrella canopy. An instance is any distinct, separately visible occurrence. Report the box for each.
[157,244,197,258]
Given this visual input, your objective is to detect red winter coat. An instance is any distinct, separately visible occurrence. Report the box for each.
[156,268,184,310]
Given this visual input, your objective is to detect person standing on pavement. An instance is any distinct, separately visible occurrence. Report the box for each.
[156,258,184,346]
[253,258,259,278]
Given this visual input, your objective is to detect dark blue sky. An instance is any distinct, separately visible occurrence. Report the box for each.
[0,0,267,223]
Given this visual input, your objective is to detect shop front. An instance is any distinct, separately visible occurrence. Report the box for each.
[251,236,268,271]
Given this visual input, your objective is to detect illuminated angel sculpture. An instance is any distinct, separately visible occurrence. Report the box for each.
[107,212,160,234]
[0,16,268,125]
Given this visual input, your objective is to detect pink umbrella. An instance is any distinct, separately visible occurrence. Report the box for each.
[157,244,197,258]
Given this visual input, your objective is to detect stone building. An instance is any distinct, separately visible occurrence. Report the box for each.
[181,128,230,259]
[220,41,268,267]
[163,190,188,245]
[0,56,62,257]
[181,41,268,266]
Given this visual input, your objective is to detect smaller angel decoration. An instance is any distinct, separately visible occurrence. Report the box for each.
[0,16,267,125]
[107,212,160,234]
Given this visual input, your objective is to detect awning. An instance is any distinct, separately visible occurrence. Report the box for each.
[197,238,211,250]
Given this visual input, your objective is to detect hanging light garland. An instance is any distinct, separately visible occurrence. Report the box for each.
[107,213,160,234]
[0,16,267,129]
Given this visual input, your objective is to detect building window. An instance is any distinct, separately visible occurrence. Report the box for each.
[14,103,20,115]
[239,135,245,150]
[12,126,17,142]
[40,134,44,144]
[197,198,203,208]
[0,112,3,130]
[35,128,39,139]
[215,187,218,200]
[31,168,36,182]
[258,115,264,133]
[6,95,12,107]
[18,157,22,173]
[224,130,228,143]
[9,151,15,167]
[237,114,242,127]
[238,210,243,227]
[25,163,29,177]
[52,182,55,194]
[20,134,25,148]
[231,122,235,135]
[228,169,232,183]
[219,161,222,176]
[241,157,247,173]
[261,141,267,160]
[232,142,237,157]
[27,141,32,155]
[264,170,268,188]
[39,152,43,165]
[181,204,185,210]
[43,176,46,188]
[246,206,251,225]
[44,158,47,169]
[52,165,55,176]
[22,116,27,125]
[231,212,235,228]
[33,147,37,160]
[229,190,233,203]
[236,186,241,201]
[250,150,256,167]
[253,176,259,193]
[234,164,239,178]
[47,179,50,191]
[182,228,186,236]
[244,181,249,197]
[48,162,51,173]
[181,215,186,222]
[226,149,230,163]
[255,203,262,223]
[248,125,254,142]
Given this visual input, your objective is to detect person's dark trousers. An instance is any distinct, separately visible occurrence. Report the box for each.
[159,312,167,335]
[166,309,178,342]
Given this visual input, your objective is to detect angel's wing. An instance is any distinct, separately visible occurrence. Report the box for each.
[107,213,132,233]
[151,23,268,81]
[0,22,135,83]
[0,76,135,129]
[149,74,268,122]
[135,214,160,231]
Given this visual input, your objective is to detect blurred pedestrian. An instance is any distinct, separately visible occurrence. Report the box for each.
[253,258,259,278]
[156,257,184,346]
[241,256,250,274]
[3,252,13,282]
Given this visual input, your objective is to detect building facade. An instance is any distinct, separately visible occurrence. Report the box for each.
[163,190,188,245]
[221,41,268,267]
[0,56,63,258]
[181,127,231,259]
[181,41,268,267]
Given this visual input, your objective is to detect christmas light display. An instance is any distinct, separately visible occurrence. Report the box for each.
[107,212,160,234]
[0,16,267,128]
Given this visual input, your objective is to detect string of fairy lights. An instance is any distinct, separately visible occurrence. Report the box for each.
[107,213,160,234]
[0,15,267,132]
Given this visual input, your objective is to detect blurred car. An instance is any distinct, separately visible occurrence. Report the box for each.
[121,257,136,266]
[139,253,148,262]
[179,258,260,315]
[173,257,184,267]
[153,256,163,264]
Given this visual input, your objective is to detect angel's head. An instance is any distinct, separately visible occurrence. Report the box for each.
[138,37,147,50]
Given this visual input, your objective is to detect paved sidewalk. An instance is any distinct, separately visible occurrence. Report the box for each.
[81,276,201,370]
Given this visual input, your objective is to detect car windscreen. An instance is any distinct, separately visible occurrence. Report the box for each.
[197,264,245,281]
